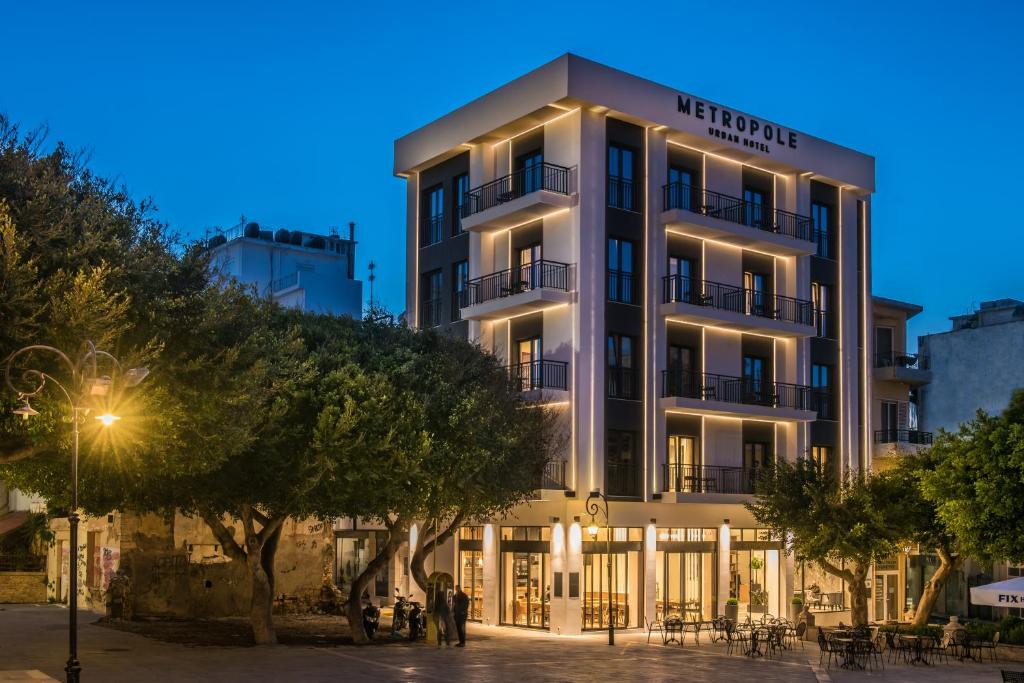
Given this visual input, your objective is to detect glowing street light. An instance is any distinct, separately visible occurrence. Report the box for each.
[3,341,147,683]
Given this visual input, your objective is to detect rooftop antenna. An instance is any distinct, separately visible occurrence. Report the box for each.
[368,260,376,309]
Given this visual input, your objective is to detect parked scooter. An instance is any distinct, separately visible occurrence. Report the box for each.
[390,587,426,641]
[362,600,381,640]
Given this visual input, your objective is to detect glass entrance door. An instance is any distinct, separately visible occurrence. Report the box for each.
[874,572,899,622]
[502,551,548,628]
[583,550,641,630]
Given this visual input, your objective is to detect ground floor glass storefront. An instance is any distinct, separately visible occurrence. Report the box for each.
[582,527,642,630]
[655,528,717,621]
[458,527,484,621]
[729,529,782,621]
[500,527,550,629]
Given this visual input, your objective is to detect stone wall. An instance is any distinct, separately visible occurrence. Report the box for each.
[0,571,47,603]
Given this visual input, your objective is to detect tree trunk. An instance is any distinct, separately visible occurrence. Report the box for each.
[199,507,286,646]
[346,519,407,644]
[410,512,464,593]
[911,546,957,628]
[847,564,870,627]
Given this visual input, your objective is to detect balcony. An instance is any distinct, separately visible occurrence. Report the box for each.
[660,275,814,338]
[606,462,641,498]
[873,352,932,386]
[662,463,757,497]
[607,367,640,401]
[460,163,575,233]
[660,370,818,422]
[540,460,569,491]
[607,175,642,213]
[458,260,574,320]
[508,359,570,404]
[419,298,443,329]
[661,182,816,256]
[874,429,933,446]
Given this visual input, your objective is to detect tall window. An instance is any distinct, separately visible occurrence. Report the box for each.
[668,166,695,210]
[667,344,695,397]
[743,442,771,491]
[607,237,635,304]
[666,435,700,492]
[421,269,442,328]
[811,445,834,473]
[608,144,636,211]
[744,271,769,316]
[812,202,831,259]
[452,260,469,321]
[875,326,894,367]
[743,187,766,228]
[812,363,833,419]
[607,430,639,497]
[515,337,542,390]
[743,355,767,403]
[518,150,543,194]
[423,185,444,245]
[667,255,694,303]
[811,282,831,337]
[517,243,542,290]
[607,333,637,399]
[453,173,469,235]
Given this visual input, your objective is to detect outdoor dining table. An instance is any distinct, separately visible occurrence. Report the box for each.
[662,618,684,645]
[900,635,930,665]
[831,637,864,670]
[956,633,981,662]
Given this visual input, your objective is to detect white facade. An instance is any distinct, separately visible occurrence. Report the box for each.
[208,221,362,318]
[390,54,874,634]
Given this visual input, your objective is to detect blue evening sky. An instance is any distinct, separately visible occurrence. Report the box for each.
[3,1,1021,345]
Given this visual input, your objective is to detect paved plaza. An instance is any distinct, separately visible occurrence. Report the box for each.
[0,605,1015,682]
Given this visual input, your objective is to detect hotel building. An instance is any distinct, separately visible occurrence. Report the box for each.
[387,54,874,634]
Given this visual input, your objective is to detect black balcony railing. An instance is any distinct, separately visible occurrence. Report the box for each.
[606,462,641,498]
[662,182,814,242]
[607,367,640,400]
[462,163,573,217]
[420,298,443,329]
[608,175,642,212]
[662,463,758,494]
[662,369,819,412]
[541,460,568,490]
[607,269,638,304]
[874,429,934,445]
[420,214,444,245]
[507,359,569,392]
[815,229,833,259]
[458,260,574,308]
[662,275,814,326]
[809,390,836,420]
[874,352,929,370]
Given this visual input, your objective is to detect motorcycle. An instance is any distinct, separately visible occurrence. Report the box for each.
[362,600,381,640]
[390,588,426,641]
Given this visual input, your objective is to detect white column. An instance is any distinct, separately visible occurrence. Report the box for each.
[549,521,567,634]
[718,520,731,614]
[564,521,583,635]
[644,523,657,626]
[482,523,499,626]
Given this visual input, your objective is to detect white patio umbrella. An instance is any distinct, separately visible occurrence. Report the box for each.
[969,576,1024,607]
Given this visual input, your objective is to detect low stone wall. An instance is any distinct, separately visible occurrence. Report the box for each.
[0,571,47,603]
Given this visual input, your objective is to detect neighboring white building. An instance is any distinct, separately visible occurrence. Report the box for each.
[207,220,363,317]
[373,54,875,634]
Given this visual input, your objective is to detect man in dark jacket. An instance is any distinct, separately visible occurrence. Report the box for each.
[453,585,470,647]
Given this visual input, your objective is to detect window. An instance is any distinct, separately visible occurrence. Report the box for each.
[668,166,695,210]
[453,173,469,235]
[607,237,635,304]
[811,282,832,337]
[420,269,442,328]
[87,531,102,589]
[743,355,767,403]
[812,364,833,419]
[812,202,831,259]
[743,187,766,228]
[667,256,694,303]
[875,326,894,367]
[666,435,700,492]
[811,445,834,473]
[608,144,636,211]
[607,430,639,497]
[518,243,542,290]
[422,185,444,245]
[744,442,771,471]
[517,150,543,194]
[744,271,770,316]
[607,334,637,399]
[451,260,468,321]
[666,345,696,397]
[514,337,542,390]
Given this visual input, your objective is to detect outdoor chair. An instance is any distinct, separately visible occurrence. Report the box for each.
[978,631,1001,662]
[818,630,840,670]
[728,625,749,656]
[791,621,806,649]
[884,630,906,664]
[644,616,664,645]
[1002,671,1024,683]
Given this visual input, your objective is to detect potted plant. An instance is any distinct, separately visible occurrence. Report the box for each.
[749,557,766,613]
[725,597,739,622]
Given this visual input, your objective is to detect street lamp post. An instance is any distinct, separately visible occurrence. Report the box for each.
[585,490,613,646]
[4,342,147,683]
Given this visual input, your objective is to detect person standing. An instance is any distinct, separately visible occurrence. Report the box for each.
[433,586,452,647]
[453,585,470,647]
